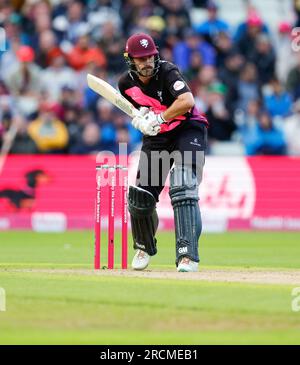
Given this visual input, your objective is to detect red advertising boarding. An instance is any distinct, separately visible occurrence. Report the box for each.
[0,155,300,231]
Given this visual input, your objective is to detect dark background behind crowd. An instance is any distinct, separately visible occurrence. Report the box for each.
[0,0,300,156]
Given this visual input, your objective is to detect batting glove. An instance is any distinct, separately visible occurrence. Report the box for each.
[139,106,150,116]
[131,111,162,136]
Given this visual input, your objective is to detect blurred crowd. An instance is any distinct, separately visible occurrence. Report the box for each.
[0,0,300,156]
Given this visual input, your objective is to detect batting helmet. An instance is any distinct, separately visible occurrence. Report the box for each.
[124,33,160,77]
[125,33,158,58]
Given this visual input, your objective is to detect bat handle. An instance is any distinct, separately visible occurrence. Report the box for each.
[134,107,150,118]
[132,109,141,118]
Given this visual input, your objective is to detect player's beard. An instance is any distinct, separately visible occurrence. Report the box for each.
[139,66,154,77]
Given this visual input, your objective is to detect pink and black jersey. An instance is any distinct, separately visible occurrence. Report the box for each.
[118,61,208,134]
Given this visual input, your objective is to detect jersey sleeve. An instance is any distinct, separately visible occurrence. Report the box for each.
[164,66,191,98]
[118,76,127,98]
[118,74,140,109]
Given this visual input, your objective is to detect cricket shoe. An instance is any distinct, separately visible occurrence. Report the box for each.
[177,257,198,272]
[132,249,150,271]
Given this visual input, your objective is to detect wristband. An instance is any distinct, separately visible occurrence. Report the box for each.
[158,113,166,124]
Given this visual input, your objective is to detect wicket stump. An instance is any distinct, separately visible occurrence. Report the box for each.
[94,164,128,270]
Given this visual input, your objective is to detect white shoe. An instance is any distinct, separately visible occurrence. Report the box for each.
[131,249,150,271]
[177,257,198,272]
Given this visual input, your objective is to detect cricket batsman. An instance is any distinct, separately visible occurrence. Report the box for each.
[118,33,208,272]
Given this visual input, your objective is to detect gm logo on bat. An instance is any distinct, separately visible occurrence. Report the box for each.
[0,288,6,311]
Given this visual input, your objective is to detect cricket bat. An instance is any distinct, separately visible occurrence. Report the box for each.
[87,74,139,118]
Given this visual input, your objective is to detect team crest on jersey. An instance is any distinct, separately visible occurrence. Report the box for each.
[140,39,149,48]
[173,80,185,91]
[157,91,163,102]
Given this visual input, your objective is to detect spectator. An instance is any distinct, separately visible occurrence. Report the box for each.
[0,11,29,50]
[283,99,300,155]
[28,8,53,51]
[194,1,230,44]
[20,0,52,44]
[243,99,262,127]
[218,50,244,113]
[35,30,63,69]
[264,78,292,118]
[206,82,237,142]
[4,45,41,117]
[144,15,166,50]
[67,32,107,71]
[66,0,87,43]
[249,34,276,84]
[236,62,261,113]
[160,21,181,50]
[52,0,88,45]
[241,110,286,155]
[9,116,38,154]
[192,64,218,89]
[234,6,269,39]
[173,29,216,72]
[121,0,154,35]
[192,65,218,113]
[27,102,69,153]
[96,99,116,146]
[58,85,81,114]
[87,0,122,39]
[41,50,77,102]
[0,0,297,157]
[0,38,22,78]
[96,21,126,76]
[63,105,83,152]
[159,0,191,38]
[214,31,235,69]
[183,51,203,82]
[235,13,268,61]
[69,122,104,154]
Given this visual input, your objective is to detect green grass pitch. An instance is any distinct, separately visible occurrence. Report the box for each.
[0,230,300,345]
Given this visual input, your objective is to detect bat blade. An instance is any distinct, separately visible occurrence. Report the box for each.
[87,74,138,118]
